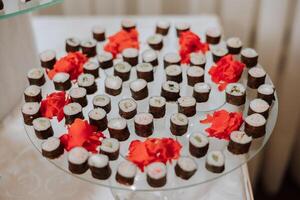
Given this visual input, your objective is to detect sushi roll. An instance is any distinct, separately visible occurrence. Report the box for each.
[193,83,211,103]
[97,51,114,69]
[24,85,42,102]
[247,66,266,89]
[88,108,108,131]
[165,65,182,83]
[170,113,188,136]
[189,52,206,68]
[88,154,111,180]
[63,102,83,125]
[53,72,71,91]
[146,162,167,187]
[248,98,270,119]
[134,112,154,137]
[92,26,106,42]
[100,138,120,161]
[205,27,221,45]
[121,19,136,31]
[41,137,64,159]
[68,147,89,174]
[93,94,111,113]
[116,161,137,185]
[211,46,228,63]
[118,98,137,119]
[69,87,88,108]
[142,49,158,67]
[22,102,40,126]
[257,84,275,105]
[175,156,197,180]
[105,76,123,96]
[241,48,258,68]
[189,132,209,158]
[83,61,99,78]
[228,131,252,154]
[114,61,132,81]
[175,22,190,37]
[147,34,163,51]
[161,81,180,102]
[163,52,181,68]
[244,113,266,138]
[32,117,53,139]
[187,66,204,86]
[77,73,97,95]
[39,49,56,69]
[130,79,148,100]
[177,96,197,117]
[27,68,45,86]
[225,83,246,106]
[108,118,130,141]
[81,39,97,57]
[205,151,225,173]
[156,20,170,36]
[136,63,154,82]
[65,37,81,53]
[122,48,139,67]
[226,37,243,55]
[149,96,166,119]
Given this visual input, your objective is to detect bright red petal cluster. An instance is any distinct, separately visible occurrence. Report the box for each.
[40,91,71,122]
[48,52,88,80]
[104,29,139,58]
[60,119,105,153]
[209,54,245,91]
[200,109,243,140]
[127,138,182,171]
[179,31,209,64]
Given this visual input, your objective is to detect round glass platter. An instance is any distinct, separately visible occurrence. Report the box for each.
[0,0,63,20]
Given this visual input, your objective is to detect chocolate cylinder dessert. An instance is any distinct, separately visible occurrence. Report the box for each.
[65,37,81,53]
[149,96,166,119]
[165,65,182,83]
[130,79,148,100]
[105,75,123,96]
[142,49,158,67]
[92,26,106,42]
[147,34,163,51]
[68,147,89,174]
[69,87,88,107]
[134,112,154,137]
[146,162,167,187]
[83,61,99,78]
[156,20,170,36]
[93,94,111,113]
[170,113,188,136]
[225,83,246,106]
[97,51,114,69]
[177,96,197,117]
[77,73,97,95]
[226,37,243,55]
[175,22,190,37]
[27,68,46,86]
[161,81,180,102]
[122,48,139,67]
[257,84,275,105]
[114,61,132,81]
[108,118,130,141]
[81,39,97,57]
[41,137,64,159]
[22,102,41,126]
[244,113,266,138]
[247,66,266,89]
[24,85,42,102]
[187,66,204,86]
[53,72,71,91]
[228,131,252,155]
[175,156,198,180]
[205,151,225,173]
[63,102,83,125]
[116,161,137,186]
[189,52,206,68]
[163,52,181,69]
[119,98,137,119]
[39,49,56,69]
[88,108,108,131]
[32,117,53,139]
[136,63,154,82]
[193,83,211,103]
[211,46,228,63]
[241,48,258,68]
[248,98,270,119]
[189,132,209,158]
[205,27,222,45]
[121,19,136,31]
[100,138,120,161]
[88,154,111,180]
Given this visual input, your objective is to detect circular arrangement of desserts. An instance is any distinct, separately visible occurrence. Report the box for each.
[22,19,278,190]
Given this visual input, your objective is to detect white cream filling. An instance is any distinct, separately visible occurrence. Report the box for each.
[206,151,225,167]
[117,160,137,178]
[68,147,89,165]
[147,162,167,179]
[42,137,60,152]
[156,20,170,29]
[189,133,209,148]
[164,53,181,63]
[226,83,246,96]
[53,72,70,83]
[171,113,188,126]
[63,102,82,115]
[81,39,97,48]
[70,87,86,98]
[33,117,51,131]
[100,138,120,153]
[39,49,55,62]
[136,63,153,72]
[24,85,41,96]
[162,81,180,93]
[119,98,137,112]
[258,84,274,95]
[89,108,106,120]
[78,74,95,87]
[194,83,211,93]
[114,62,131,72]
[93,95,110,107]
[134,113,153,125]
[245,113,266,127]
[178,96,196,107]
[249,99,269,113]
[98,52,113,62]
[88,154,109,168]
[108,118,127,130]
[241,48,258,58]
[105,76,122,90]
[165,65,182,76]
[22,102,40,115]
[142,49,157,63]
[248,67,266,78]
[147,34,163,44]
[226,37,242,48]
[230,131,252,144]
[84,61,99,70]
[212,47,228,57]
[187,66,204,77]
[130,79,147,92]
[122,48,138,58]
[27,68,44,79]
[149,96,166,107]
[177,156,197,172]
[190,52,206,65]
[206,27,221,37]
[175,22,190,31]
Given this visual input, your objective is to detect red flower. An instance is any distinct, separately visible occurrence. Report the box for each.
[127,138,182,171]
[200,109,243,140]
[60,119,105,153]
[40,91,71,122]
[47,52,88,80]
[179,31,209,64]
[104,29,139,58]
[209,55,245,91]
